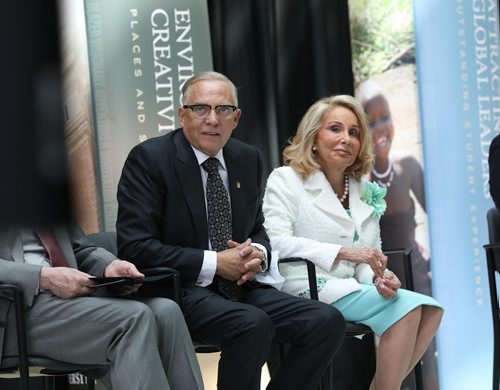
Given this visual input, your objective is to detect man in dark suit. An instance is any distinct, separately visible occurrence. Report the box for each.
[0,223,203,389]
[489,133,500,209]
[116,71,346,390]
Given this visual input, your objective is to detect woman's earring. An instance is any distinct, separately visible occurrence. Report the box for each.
[312,145,317,152]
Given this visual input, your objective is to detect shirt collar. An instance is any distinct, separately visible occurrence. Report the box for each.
[191,146,227,171]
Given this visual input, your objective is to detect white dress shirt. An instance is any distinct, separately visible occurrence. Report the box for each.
[191,146,267,286]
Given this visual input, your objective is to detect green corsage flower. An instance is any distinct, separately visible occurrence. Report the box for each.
[361,181,387,217]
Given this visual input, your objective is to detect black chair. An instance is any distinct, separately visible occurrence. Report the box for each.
[278,247,423,390]
[483,207,500,390]
[0,230,182,390]
[273,257,373,390]
[0,283,106,390]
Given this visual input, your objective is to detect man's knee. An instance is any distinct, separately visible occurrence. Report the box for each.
[148,298,184,327]
[118,300,158,332]
[223,307,275,345]
[307,302,346,336]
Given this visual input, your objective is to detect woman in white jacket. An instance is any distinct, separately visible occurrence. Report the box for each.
[263,95,443,390]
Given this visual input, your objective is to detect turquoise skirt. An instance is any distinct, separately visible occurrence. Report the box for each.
[332,284,443,336]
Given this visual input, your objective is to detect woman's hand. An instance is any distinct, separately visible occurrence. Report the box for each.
[374,270,401,299]
[337,247,387,278]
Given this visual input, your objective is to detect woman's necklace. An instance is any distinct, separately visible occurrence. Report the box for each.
[372,159,394,188]
[337,172,349,203]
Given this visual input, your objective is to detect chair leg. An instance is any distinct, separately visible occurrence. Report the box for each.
[44,376,56,390]
[414,360,424,390]
[319,363,333,390]
[494,333,499,390]
[19,374,30,390]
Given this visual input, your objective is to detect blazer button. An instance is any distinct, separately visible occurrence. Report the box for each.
[196,278,203,285]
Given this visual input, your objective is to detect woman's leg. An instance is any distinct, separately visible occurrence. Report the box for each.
[369,305,443,390]
[369,307,422,390]
[403,305,443,378]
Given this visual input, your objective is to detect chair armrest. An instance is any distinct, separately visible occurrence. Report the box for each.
[137,267,181,306]
[483,243,500,250]
[0,284,29,377]
[279,258,319,300]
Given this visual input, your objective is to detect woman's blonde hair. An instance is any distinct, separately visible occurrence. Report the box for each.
[283,95,373,181]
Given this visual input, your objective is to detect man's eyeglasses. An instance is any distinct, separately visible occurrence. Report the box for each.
[183,104,237,119]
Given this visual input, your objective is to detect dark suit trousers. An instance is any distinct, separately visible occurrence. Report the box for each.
[183,284,345,390]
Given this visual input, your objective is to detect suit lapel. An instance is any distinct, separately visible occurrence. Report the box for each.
[173,131,209,249]
[223,142,245,241]
[304,171,351,223]
[53,226,78,268]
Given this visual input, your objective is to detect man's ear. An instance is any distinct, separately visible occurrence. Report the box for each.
[232,108,241,129]
[178,106,185,126]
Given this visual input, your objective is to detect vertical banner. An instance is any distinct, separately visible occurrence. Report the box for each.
[414,1,499,389]
[349,1,438,388]
[84,0,213,230]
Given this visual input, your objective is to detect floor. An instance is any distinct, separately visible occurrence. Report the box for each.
[71,353,271,389]
[197,352,271,389]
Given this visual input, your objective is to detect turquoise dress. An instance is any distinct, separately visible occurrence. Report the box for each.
[329,210,442,336]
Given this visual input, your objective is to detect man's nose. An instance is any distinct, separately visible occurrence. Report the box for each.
[205,108,219,123]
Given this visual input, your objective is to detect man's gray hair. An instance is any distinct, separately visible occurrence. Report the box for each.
[181,71,238,106]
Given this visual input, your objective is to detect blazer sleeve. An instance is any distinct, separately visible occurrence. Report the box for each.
[116,142,204,285]
[0,260,41,307]
[68,223,116,276]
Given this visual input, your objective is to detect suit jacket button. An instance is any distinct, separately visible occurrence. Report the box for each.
[196,278,203,285]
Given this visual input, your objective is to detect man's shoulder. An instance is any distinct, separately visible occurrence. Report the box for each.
[490,132,500,153]
[226,137,260,156]
[129,129,182,159]
[137,129,179,149]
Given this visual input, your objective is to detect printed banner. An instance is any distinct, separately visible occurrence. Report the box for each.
[413,1,499,388]
[349,1,438,388]
[84,0,213,230]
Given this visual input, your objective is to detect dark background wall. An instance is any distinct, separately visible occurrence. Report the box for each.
[207,0,354,175]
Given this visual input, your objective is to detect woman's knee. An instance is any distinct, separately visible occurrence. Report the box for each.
[422,305,443,324]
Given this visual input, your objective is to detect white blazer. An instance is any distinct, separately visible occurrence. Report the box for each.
[263,166,382,303]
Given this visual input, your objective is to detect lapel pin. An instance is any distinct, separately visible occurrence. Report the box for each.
[236,181,241,189]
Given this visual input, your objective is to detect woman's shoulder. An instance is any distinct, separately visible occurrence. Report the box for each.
[266,167,307,198]
[267,166,302,183]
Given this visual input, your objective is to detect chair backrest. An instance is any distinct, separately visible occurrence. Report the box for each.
[484,207,500,390]
[487,207,500,245]
[85,231,118,256]
[486,207,500,275]
[384,248,415,291]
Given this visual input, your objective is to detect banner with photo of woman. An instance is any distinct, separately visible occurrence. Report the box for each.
[349,1,438,389]
[350,0,500,389]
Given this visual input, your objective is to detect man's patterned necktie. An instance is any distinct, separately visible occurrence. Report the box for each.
[202,157,241,301]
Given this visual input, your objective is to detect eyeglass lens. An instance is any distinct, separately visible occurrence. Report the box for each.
[188,105,235,118]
